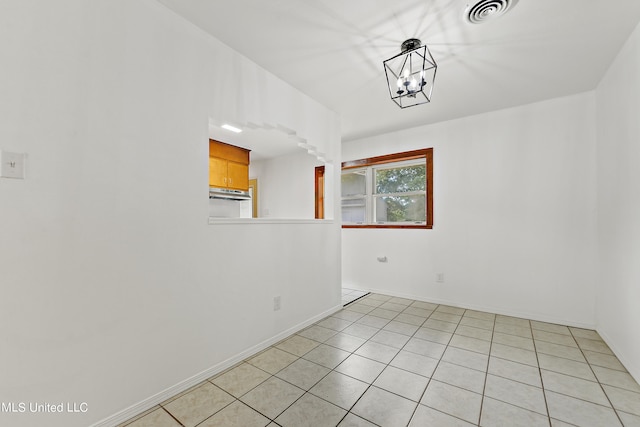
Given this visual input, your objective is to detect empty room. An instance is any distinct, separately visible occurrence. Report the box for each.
[1,1,639,426]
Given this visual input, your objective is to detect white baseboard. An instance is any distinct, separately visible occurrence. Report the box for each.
[90,304,342,427]
[354,286,596,330]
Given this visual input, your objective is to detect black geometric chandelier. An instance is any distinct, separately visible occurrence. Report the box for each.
[383,38,437,108]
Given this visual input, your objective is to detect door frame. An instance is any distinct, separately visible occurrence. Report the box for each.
[248,179,258,218]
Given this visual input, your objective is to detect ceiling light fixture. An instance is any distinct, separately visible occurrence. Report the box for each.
[383,38,437,109]
[221,124,242,133]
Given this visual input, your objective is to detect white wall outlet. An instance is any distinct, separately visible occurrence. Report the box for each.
[273,296,281,311]
[436,273,445,283]
[0,151,26,179]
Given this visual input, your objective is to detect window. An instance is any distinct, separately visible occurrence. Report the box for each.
[341,148,433,229]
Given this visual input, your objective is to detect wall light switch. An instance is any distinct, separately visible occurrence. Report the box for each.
[1,151,26,179]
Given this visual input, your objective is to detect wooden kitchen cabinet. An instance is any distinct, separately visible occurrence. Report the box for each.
[208,157,228,188]
[226,161,249,190]
[209,140,250,191]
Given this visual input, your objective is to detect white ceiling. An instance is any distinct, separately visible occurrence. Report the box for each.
[209,124,306,161]
[159,0,640,146]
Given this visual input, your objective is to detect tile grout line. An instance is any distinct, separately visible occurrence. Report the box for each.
[191,400,250,427]
[339,296,427,427]
[460,315,567,422]
[266,340,349,424]
[568,327,626,427]
[406,304,476,426]
[202,343,321,426]
[202,367,278,425]
[253,293,400,426]
[340,295,425,425]
[335,296,474,426]
[476,310,497,427]
[529,319,553,427]
[278,312,406,426]
[208,309,630,427]
[277,311,635,426]
[403,302,446,426]
[161,405,185,427]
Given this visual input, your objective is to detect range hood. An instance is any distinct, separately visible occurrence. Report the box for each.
[209,187,251,201]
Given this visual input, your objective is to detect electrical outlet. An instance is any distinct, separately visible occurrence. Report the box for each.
[273,296,281,311]
[0,151,26,179]
[436,273,445,283]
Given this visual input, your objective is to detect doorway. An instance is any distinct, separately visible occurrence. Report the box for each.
[248,179,258,218]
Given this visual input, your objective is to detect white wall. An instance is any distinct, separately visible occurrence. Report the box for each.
[595,21,640,382]
[0,2,341,427]
[250,151,323,219]
[343,92,598,328]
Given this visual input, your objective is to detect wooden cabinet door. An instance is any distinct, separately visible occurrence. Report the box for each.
[210,140,249,164]
[209,157,228,187]
[227,162,249,190]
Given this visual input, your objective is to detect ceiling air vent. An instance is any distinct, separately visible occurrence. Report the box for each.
[464,0,519,24]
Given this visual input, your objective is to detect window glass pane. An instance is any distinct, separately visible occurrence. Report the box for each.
[341,198,366,223]
[341,170,366,196]
[375,163,425,194]
[374,194,426,223]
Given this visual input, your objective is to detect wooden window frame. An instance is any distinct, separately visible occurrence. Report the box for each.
[314,165,325,219]
[341,148,433,229]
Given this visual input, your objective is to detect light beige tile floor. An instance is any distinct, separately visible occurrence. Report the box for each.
[120,293,640,427]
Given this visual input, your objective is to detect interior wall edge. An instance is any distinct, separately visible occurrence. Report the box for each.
[597,329,640,386]
[90,303,343,427]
